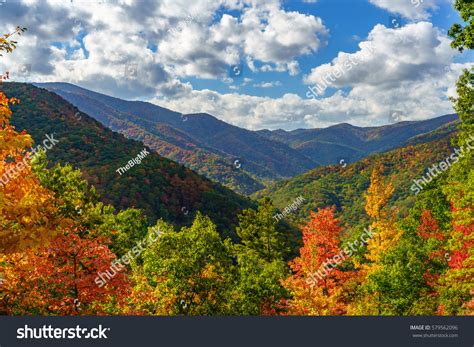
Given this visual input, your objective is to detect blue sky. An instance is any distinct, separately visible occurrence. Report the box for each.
[188,0,472,98]
[0,0,472,130]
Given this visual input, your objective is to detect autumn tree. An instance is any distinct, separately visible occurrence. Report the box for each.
[363,165,400,265]
[0,28,62,253]
[0,227,130,315]
[348,165,401,314]
[284,208,352,315]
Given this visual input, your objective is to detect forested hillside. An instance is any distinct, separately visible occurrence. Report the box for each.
[255,133,458,228]
[1,82,253,235]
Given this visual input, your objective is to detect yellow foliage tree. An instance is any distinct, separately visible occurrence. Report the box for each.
[0,28,60,253]
[348,164,401,314]
[363,164,400,266]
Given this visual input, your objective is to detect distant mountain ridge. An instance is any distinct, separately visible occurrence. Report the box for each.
[256,114,459,165]
[37,82,458,194]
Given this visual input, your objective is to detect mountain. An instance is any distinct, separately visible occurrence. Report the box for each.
[254,131,458,228]
[2,82,253,237]
[36,82,317,194]
[36,83,458,196]
[256,114,459,166]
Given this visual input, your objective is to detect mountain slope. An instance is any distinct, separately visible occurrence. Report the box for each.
[255,131,457,228]
[37,82,317,194]
[2,82,253,236]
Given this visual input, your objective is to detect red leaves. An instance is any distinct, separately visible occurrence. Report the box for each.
[1,228,130,315]
[418,210,444,241]
[284,207,352,315]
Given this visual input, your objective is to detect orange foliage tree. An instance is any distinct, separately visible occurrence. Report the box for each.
[0,228,130,315]
[0,27,61,253]
[283,208,352,315]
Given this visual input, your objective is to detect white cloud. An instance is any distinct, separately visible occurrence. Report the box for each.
[253,81,282,88]
[157,2,328,78]
[0,0,328,97]
[369,0,440,20]
[304,22,454,90]
[156,22,468,130]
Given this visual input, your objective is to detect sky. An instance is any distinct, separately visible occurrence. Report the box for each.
[0,0,472,130]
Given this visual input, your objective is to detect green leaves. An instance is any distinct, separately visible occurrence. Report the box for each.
[448,0,474,52]
[141,214,235,315]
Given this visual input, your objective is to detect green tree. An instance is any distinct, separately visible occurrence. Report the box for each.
[448,0,474,52]
[235,198,287,261]
[140,214,235,315]
[231,198,289,315]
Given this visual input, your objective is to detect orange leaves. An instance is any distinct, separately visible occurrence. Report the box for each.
[284,208,352,315]
[0,42,63,253]
[0,228,130,315]
[0,89,61,253]
[418,210,444,241]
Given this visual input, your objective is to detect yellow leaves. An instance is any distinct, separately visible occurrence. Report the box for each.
[363,164,401,270]
[0,84,61,254]
[365,164,395,221]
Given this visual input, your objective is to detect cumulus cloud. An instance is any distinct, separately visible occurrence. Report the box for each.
[157,22,467,130]
[304,22,454,89]
[253,81,282,88]
[369,0,440,20]
[157,1,328,78]
[0,0,327,98]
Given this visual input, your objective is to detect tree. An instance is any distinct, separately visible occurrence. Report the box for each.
[0,28,61,253]
[0,227,130,315]
[284,208,352,315]
[363,165,399,266]
[235,198,287,261]
[448,0,474,52]
[349,165,401,314]
[139,214,235,315]
[230,198,290,315]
